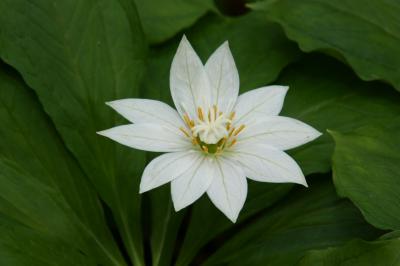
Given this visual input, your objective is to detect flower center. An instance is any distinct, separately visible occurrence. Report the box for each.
[179,106,245,155]
[192,107,230,144]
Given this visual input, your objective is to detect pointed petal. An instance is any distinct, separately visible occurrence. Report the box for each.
[234,85,289,125]
[170,36,212,119]
[106,99,185,128]
[140,151,199,193]
[207,157,247,223]
[237,116,322,150]
[205,41,239,113]
[171,155,214,211]
[229,143,308,186]
[97,123,191,152]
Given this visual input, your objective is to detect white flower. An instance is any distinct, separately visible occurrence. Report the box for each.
[98,36,321,222]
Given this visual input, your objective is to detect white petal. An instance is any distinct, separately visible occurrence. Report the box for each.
[171,155,214,211]
[170,35,212,119]
[206,157,247,223]
[229,143,307,186]
[237,116,322,150]
[106,99,185,128]
[205,41,239,113]
[140,151,199,193]
[97,123,190,152]
[234,85,289,125]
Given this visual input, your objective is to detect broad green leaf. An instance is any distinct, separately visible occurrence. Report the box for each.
[0,215,95,266]
[139,12,301,265]
[252,0,400,91]
[380,230,400,240]
[330,123,400,230]
[142,12,302,101]
[0,65,125,265]
[176,183,292,266]
[203,179,381,266]
[279,55,400,175]
[180,55,400,265]
[0,0,147,264]
[299,237,400,266]
[148,185,185,266]
[134,0,216,43]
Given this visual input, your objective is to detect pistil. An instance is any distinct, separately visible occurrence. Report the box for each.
[180,106,245,154]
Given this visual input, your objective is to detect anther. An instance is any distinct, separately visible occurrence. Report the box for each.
[197,107,204,121]
[229,112,235,120]
[216,146,223,154]
[202,145,209,153]
[228,139,237,147]
[234,125,246,136]
[228,127,235,137]
[213,105,218,120]
[220,137,227,146]
[179,127,190,138]
[183,114,192,128]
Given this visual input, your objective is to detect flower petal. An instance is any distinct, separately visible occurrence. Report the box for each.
[206,157,247,223]
[106,99,185,128]
[205,41,239,113]
[97,123,190,152]
[170,35,212,119]
[234,85,289,125]
[171,155,214,211]
[237,116,322,150]
[140,151,199,193]
[229,143,307,186]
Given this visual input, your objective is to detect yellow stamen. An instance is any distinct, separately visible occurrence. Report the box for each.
[228,139,237,147]
[219,137,227,146]
[183,114,192,128]
[202,145,209,153]
[216,146,223,154]
[197,107,204,121]
[226,121,231,130]
[179,127,190,138]
[183,106,239,154]
[234,125,246,136]
[228,127,235,137]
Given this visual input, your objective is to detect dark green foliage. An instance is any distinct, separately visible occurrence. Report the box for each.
[0,0,399,265]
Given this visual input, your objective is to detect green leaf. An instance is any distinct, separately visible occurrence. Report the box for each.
[139,12,301,265]
[330,123,400,230]
[142,12,302,100]
[176,183,292,266]
[179,55,400,265]
[0,65,125,265]
[203,179,381,266]
[252,0,400,91]
[279,55,400,175]
[147,185,185,266]
[299,237,400,266]
[134,0,216,43]
[0,214,96,266]
[0,0,147,264]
